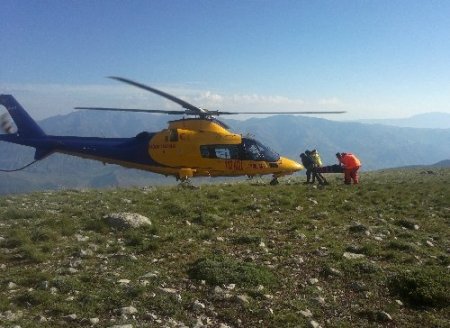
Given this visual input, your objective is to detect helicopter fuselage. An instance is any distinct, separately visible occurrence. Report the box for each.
[0,94,303,181]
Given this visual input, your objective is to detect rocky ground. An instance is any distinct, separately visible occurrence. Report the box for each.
[0,168,449,327]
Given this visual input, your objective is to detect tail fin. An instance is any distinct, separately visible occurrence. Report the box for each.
[0,95,46,137]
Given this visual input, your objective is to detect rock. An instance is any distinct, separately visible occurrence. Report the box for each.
[90,318,100,325]
[313,296,326,305]
[343,252,366,260]
[117,306,138,315]
[141,272,158,278]
[118,279,131,285]
[309,278,319,285]
[108,325,133,328]
[376,311,393,322]
[8,282,18,289]
[193,300,206,311]
[299,308,313,318]
[159,287,178,294]
[236,294,250,304]
[62,313,78,322]
[308,198,318,205]
[322,267,342,277]
[104,212,152,229]
[3,310,23,321]
[309,319,322,328]
[426,240,435,247]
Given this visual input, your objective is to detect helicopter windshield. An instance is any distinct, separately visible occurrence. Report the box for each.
[241,138,279,162]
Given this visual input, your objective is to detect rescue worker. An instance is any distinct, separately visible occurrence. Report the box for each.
[300,151,324,185]
[336,152,361,184]
[309,149,328,185]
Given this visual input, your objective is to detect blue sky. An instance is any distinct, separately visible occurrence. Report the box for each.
[1,0,450,120]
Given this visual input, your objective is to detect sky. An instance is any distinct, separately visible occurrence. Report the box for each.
[1,0,450,120]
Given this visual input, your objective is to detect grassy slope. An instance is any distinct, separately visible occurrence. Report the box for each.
[0,169,449,327]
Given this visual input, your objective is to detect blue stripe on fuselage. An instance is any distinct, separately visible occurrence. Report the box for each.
[38,132,160,167]
[1,130,162,167]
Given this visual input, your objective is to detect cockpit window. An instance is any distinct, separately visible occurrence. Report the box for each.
[200,145,240,159]
[241,138,279,162]
[199,138,279,162]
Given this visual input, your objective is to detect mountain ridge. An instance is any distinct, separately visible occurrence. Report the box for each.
[357,112,450,129]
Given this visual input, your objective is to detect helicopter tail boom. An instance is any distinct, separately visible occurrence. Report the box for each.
[0,95,54,160]
[0,95,46,138]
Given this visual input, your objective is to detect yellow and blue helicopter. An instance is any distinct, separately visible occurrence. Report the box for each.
[0,77,344,184]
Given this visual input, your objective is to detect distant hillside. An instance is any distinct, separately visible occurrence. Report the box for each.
[432,159,450,167]
[1,112,450,193]
[358,112,450,129]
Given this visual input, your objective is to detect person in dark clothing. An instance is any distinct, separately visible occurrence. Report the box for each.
[300,152,324,184]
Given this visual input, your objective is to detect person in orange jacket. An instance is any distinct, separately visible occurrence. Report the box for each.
[336,152,361,184]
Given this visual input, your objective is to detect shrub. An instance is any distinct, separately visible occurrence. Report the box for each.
[389,266,450,308]
[188,255,277,287]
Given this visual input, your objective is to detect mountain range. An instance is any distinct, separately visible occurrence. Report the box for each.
[357,112,450,129]
[0,111,449,194]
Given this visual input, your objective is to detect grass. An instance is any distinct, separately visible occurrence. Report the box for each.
[0,168,449,327]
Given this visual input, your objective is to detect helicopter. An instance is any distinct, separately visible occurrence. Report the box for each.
[0,77,345,185]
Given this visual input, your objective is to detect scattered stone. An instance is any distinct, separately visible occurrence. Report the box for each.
[322,267,342,277]
[75,234,89,242]
[309,319,322,328]
[90,318,100,325]
[141,272,158,278]
[62,313,78,322]
[8,282,18,289]
[108,325,133,328]
[376,311,393,322]
[3,310,23,321]
[308,198,318,205]
[395,299,404,306]
[313,296,326,305]
[118,279,131,285]
[193,300,206,311]
[309,278,319,285]
[236,294,250,304]
[159,287,178,294]
[299,308,313,318]
[343,252,366,260]
[426,240,435,247]
[104,212,152,229]
[36,315,48,322]
[117,306,138,315]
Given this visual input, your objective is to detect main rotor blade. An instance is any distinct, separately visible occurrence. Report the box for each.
[109,76,208,114]
[75,107,188,115]
[213,111,347,115]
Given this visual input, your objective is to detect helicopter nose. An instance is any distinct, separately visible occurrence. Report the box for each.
[279,157,303,173]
